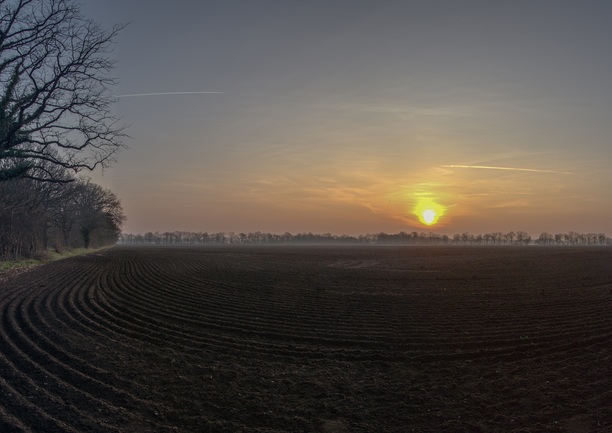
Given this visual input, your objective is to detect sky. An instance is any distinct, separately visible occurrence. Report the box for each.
[81,0,612,236]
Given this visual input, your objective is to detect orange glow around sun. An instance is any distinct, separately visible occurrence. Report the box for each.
[414,198,445,226]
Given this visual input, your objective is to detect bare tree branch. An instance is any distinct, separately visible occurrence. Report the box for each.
[0,0,126,182]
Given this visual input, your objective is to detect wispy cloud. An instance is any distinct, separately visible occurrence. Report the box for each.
[441,165,572,175]
[115,91,224,98]
[332,101,481,120]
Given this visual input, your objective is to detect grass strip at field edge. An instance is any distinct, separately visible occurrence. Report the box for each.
[0,246,114,284]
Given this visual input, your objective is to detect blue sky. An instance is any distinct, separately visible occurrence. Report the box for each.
[83,1,612,235]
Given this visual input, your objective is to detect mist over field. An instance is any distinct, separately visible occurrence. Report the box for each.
[119,229,612,247]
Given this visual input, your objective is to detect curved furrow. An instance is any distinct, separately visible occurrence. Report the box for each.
[136,248,608,322]
[111,268,325,329]
[30,262,212,404]
[0,402,30,433]
[89,249,612,361]
[100,287,412,353]
[158,272,418,335]
[40,265,150,350]
[0,299,122,433]
[7,261,204,432]
[34,282,135,379]
[95,261,609,366]
[104,266,418,342]
[40,286,228,417]
[84,277,402,362]
[113,251,325,310]
[92,257,459,362]
[5,273,147,422]
[0,372,81,433]
[97,284,381,347]
[69,258,350,359]
[94,257,401,346]
[21,288,173,414]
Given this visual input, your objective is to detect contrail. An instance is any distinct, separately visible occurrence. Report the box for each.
[441,165,572,175]
[115,91,224,98]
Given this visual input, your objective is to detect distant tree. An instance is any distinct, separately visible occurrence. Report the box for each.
[171,231,182,244]
[597,233,607,246]
[515,231,530,245]
[0,0,126,182]
[537,232,554,245]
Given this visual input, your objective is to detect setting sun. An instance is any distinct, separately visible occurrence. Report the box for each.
[422,209,437,225]
[414,197,445,226]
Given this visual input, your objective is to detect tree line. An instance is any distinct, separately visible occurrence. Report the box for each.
[119,230,612,246]
[0,167,125,259]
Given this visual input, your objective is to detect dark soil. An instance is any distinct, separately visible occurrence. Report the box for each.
[0,245,610,432]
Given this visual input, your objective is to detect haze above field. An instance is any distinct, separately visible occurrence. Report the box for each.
[83,1,612,236]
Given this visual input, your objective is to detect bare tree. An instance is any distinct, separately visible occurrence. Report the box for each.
[0,0,126,182]
[72,179,124,248]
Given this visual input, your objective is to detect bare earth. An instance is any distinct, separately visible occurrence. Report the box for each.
[0,245,610,432]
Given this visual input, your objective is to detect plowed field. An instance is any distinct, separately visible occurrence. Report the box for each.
[0,246,610,432]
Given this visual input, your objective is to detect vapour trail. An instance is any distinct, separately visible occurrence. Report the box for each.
[441,165,572,175]
[115,91,224,98]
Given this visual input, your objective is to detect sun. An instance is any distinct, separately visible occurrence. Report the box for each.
[414,197,445,226]
[422,209,437,225]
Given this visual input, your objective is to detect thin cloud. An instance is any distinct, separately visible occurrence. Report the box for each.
[441,165,572,175]
[115,91,224,98]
